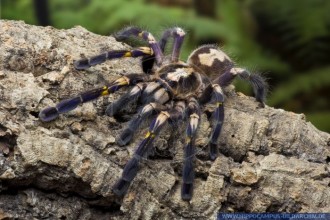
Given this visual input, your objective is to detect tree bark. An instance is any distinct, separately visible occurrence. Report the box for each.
[0,20,329,219]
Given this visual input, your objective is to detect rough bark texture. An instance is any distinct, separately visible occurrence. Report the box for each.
[0,20,329,219]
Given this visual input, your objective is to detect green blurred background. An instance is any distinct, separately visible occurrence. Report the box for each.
[1,0,330,132]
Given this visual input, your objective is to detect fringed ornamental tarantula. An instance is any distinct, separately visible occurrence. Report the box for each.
[39,27,267,201]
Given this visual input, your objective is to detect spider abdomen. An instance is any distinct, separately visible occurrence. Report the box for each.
[187,45,234,80]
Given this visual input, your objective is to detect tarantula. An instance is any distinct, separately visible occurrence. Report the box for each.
[39,27,267,201]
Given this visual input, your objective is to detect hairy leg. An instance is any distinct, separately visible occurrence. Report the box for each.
[112,101,186,196]
[39,74,147,122]
[181,97,200,201]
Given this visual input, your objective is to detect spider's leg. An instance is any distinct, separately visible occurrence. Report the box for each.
[115,26,163,65]
[181,97,200,201]
[159,27,186,62]
[187,45,267,105]
[216,68,268,106]
[74,47,153,70]
[105,82,147,117]
[159,28,172,52]
[116,102,167,146]
[202,84,225,161]
[107,78,172,117]
[115,79,174,146]
[39,74,147,122]
[112,101,186,197]
[140,81,172,104]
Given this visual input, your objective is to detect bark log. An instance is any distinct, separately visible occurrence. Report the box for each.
[0,20,329,219]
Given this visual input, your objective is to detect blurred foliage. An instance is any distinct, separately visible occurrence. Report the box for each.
[1,0,330,132]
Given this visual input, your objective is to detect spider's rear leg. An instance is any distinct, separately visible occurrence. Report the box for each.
[200,84,225,161]
[187,45,267,106]
[112,101,186,197]
[115,26,163,65]
[74,47,153,70]
[218,68,267,107]
[39,74,147,122]
[181,97,200,201]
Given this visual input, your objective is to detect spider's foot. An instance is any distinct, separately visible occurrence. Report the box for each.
[105,105,116,117]
[74,59,90,70]
[114,26,142,41]
[113,157,140,196]
[181,183,193,201]
[209,143,218,161]
[116,128,133,146]
[112,179,130,196]
[39,107,59,122]
[258,101,266,108]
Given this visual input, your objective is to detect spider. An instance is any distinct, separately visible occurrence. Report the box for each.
[39,27,267,201]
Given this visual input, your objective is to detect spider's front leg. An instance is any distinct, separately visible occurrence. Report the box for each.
[115,26,163,66]
[74,47,153,70]
[159,27,186,62]
[39,73,147,122]
[112,101,186,197]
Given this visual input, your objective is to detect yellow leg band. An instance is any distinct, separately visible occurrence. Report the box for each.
[124,52,132,57]
[145,131,155,138]
[101,86,109,96]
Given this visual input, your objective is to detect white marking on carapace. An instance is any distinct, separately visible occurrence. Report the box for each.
[167,68,190,82]
[198,48,231,67]
[230,67,245,75]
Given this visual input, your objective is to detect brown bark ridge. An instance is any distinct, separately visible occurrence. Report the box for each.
[0,20,329,219]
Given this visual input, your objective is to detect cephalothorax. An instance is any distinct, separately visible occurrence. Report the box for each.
[39,27,267,201]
